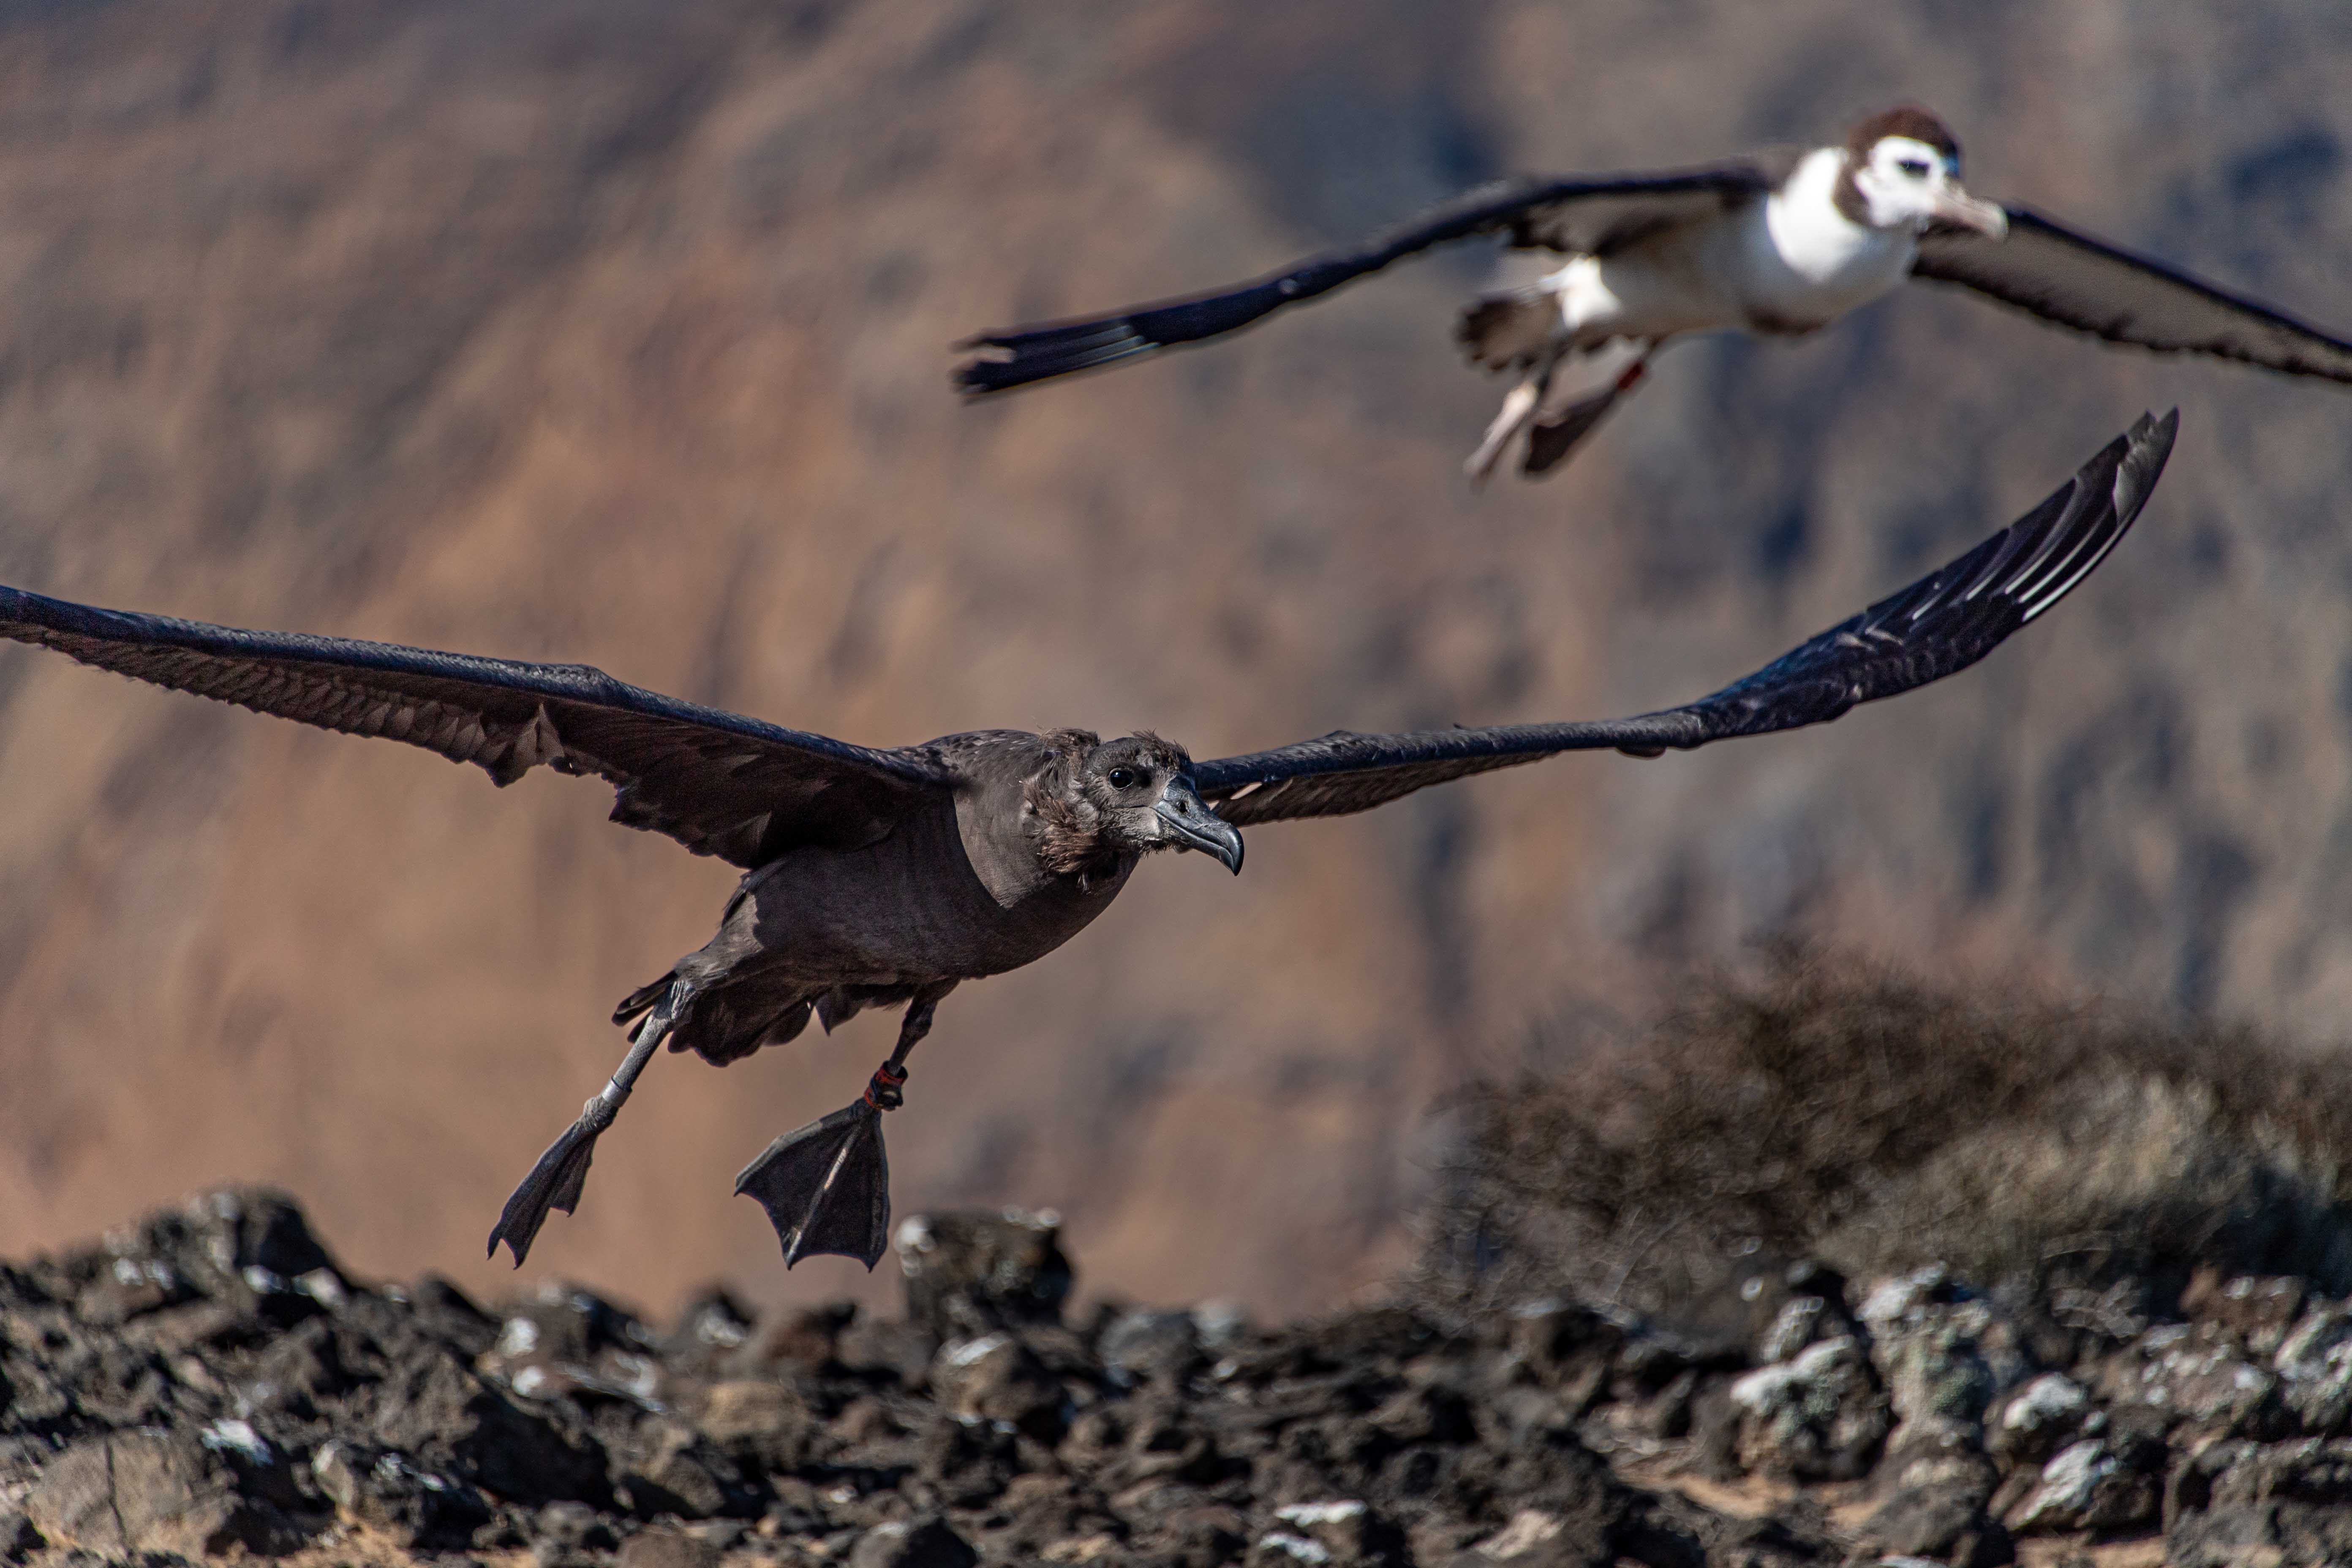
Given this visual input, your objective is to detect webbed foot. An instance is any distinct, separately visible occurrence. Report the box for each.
[734,1060,903,1269]
[488,1094,614,1266]
[1523,358,1648,478]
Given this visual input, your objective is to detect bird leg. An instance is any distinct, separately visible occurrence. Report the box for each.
[1522,348,1652,478]
[487,978,696,1266]
[1465,354,1557,490]
[735,983,954,1269]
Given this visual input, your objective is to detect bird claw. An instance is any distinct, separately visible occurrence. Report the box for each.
[735,1100,893,1270]
[487,1102,610,1266]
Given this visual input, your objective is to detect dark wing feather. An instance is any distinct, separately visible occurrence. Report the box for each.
[954,164,1771,396]
[1194,411,2175,828]
[0,590,954,867]
[1914,209,2352,383]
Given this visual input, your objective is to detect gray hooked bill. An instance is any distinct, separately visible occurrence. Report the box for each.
[1157,778,1244,874]
[1932,183,2008,238]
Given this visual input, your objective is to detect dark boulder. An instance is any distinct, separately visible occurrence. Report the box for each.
[894,1209,1073,1341]
[25,1429,312,1558]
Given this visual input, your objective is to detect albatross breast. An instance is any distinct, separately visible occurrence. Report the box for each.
[1744,146,1918,331]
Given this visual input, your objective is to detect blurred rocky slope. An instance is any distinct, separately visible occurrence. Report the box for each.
[1,0,2351,1318]
[11,1181,2352,1566]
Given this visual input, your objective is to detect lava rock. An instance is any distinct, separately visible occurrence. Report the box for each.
[661,1287,760,1367]
[2099,1321,2287,1442]
[2273,1302,2352,1434]
[404,1273,504,1356]
[534,1497,619,1558]
[2168,1499,2352,1568]
[1872,1414,1998,1502]
[617,1521,724,1568]
[694,1377,819,1472]
[929,1331,1067,1440]
[915,1410,1024,1508]
[1263,1498,1408,1566]
[849,1512,979,1568]
[1671,1253,1851,1364]
[1100,1307,1203,1387]
[314,1437,493,1549]
[1984,1372,2091,1467]
[2173,1435,2352,1514]
[364,1335,611,1505]
[837,1312,943,1388]
[79,1188,350,1331]
[1726,1334,1890,1480]
[483,1280,669,1407]
[2002,1438,2159,1534]
[1859,1268,2030,1430]
[1456,1505,1605,1566]
[26,1184,2352,1568]
[1129,1504,1248,1567]
[895,1209,1073,1341]
[731,1300,856,1374]
[1500,1299,1622,1415]
[25,1429,309,1557]
[1756,1295,1829,1365]
[1858,1483,2014,1567]
[2183,1268,2307,1355]
[616,1417,762,1519]
[0,1510,41,1559]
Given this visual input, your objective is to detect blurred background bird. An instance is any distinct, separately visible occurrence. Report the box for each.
[955,105,2348,484]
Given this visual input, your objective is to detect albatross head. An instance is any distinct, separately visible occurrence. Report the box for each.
[1036,732,1242,876]
[1842,106,2008,238]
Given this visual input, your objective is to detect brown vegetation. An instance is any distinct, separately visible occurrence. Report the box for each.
[1418,949,2352,1320]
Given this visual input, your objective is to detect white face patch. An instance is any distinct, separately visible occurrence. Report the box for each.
[1854,134,1962,230]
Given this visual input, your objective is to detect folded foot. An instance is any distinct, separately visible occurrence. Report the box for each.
[487,1094,614,1266]
[1523,358,1648,478]
[734,1060,903,1268]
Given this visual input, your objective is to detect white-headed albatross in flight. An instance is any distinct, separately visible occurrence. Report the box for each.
[958,106,2350,483]
[0,415,2173,1269]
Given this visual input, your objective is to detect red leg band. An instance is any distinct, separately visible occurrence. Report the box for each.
[863,1061,908,1111]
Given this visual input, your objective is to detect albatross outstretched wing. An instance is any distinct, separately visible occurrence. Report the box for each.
[0,596,955,867]
[1193,411,2174,828]
[1914,210,2352,383]
[954,163,1774,396]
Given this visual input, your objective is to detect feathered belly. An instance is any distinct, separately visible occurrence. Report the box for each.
[721,840,1128,988]
[1737,204,1915,333]
[1564,245,1751,342]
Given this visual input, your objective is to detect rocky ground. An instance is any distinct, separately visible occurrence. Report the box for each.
[6,1190,2352,1566]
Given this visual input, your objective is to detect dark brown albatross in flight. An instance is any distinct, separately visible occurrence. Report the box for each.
[956,106,2350,484]
[0,414,2173,1269]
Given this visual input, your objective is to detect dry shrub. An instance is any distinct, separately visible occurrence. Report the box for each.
[1413,948,2352,1322]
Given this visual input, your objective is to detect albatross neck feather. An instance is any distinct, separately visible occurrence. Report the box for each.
[1757,145,1916,306]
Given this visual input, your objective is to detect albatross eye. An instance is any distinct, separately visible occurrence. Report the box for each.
[1896,158,1930,178]
[1107,767,1136,790]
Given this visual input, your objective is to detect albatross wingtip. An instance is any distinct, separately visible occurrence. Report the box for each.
[2112,408,2180,525]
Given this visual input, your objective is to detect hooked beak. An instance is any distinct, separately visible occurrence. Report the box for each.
[1930,182,2008,238]
[1156,778,1244,874]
